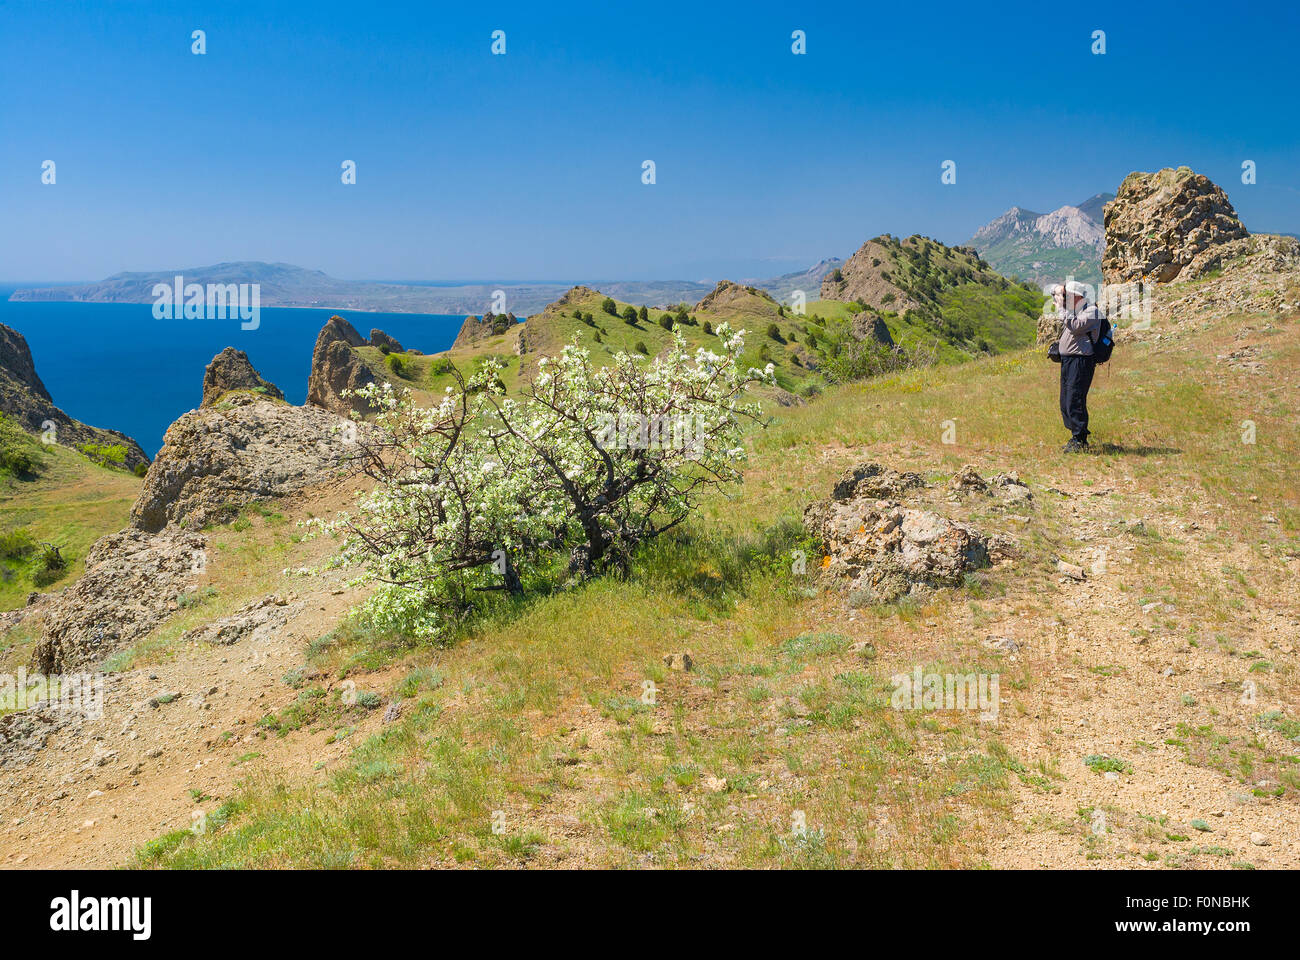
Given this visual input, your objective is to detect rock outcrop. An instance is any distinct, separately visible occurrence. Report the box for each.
[369,329,404,353]
[30,528,208,673]
[851,312,894,346]
[130,393,348,532]
[451,312,517,351]
[306,316,377,417]
[180,595,303,647]
[1103,167,1249,284]
[804,463,1014,605]
[201,347,284,407]
[0,323,149,471]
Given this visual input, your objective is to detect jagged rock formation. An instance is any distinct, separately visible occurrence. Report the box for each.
[0,323,149,471]
[452,312,518,351]
[804,463,1014,605]
[201,347,284,407]
[1103,167,1248,284]
[369,329,404,353]
[30,528,209,673]
[130,393,348,533]
[306,315,377,417]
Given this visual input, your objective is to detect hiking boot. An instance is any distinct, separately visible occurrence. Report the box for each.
[1062,439,1089,453]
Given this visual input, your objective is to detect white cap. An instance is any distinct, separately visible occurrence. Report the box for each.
[1064,280,1090,299]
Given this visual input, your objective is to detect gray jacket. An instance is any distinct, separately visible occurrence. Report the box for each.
[1058,303,1103,357]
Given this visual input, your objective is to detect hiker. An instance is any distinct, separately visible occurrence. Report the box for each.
[1054,280,1104,452]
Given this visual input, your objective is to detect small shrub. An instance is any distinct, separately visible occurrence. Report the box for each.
[635,341,648,355]
[0,528,36,561]
[0,415,47,477]
[385,353,414,379]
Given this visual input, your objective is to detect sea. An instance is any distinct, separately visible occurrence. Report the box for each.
[0,284,466,457]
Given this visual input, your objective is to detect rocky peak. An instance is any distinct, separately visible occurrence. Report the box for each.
[305,315,377,417]
[1033,205,1104,251]
[369,329,404,353]
[201,347,285,407]
[0,324,53,403]
[1103,167,1248,284]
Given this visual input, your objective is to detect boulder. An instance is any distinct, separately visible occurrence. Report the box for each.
[851,311,894,347]
[306,316,377,416]
[130,393,348,533]
[1102,167,1248,284]
[805,462,1011,605]
[201,347,284,407]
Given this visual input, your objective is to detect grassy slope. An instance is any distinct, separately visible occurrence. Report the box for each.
[0,444,141,612]
[133,263,1300,869]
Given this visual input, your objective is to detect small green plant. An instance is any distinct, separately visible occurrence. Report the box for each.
[385,353,415,379]
[0,415,47,477]
[1082,754,1129,774]
[0,528,37,561]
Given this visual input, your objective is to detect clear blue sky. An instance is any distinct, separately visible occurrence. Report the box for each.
[1,0,1296,282]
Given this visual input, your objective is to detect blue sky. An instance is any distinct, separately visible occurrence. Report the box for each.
[1,0,1297,282]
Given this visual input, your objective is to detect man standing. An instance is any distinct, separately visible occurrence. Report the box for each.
[1056,280,1103,452]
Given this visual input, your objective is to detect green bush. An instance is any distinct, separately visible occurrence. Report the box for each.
[428,357,455,377]
[634,341,649,355]
[0,528,36,561]
[601,297,618,315]
[0,415,47,477]
[386,353,415,379]
[133,462,149,478]
[77,441,127,466]
[31,543,68,588]
[622,306,638,323]
[658,314,673,331]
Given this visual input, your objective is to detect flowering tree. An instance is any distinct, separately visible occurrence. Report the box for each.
[319,325,771,638]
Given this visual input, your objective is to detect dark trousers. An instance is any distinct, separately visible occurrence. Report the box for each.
[1059,355,1096,443]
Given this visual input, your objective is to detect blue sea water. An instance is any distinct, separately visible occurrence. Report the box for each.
[0,285,465,457]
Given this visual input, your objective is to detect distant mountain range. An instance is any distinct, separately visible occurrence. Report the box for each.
[8,260,845,316]
[969,193,1114,286]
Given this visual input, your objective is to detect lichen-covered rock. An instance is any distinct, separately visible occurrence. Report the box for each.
[306,316,376,416]
[805,463,1011,604]
[130,394,348,533]
[1102,167,1248,284]
[30,529,209,673]
[201,347,284,407]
